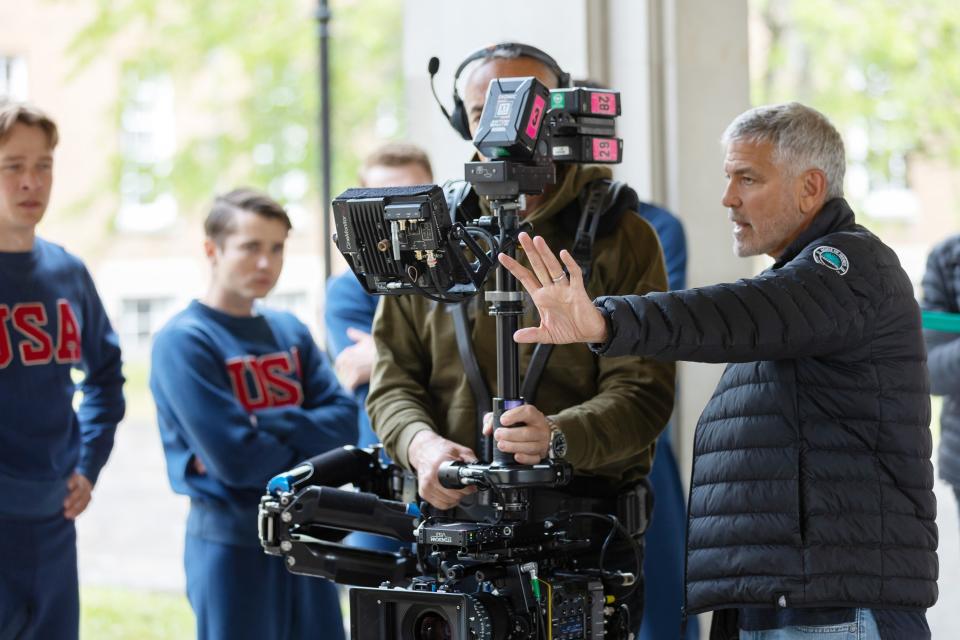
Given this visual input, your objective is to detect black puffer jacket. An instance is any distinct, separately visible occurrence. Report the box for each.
[921,235,960,488]
[594,198,938,614]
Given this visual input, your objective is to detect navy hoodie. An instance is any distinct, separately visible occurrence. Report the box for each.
[0,237,125,517]
[150,300,357,545]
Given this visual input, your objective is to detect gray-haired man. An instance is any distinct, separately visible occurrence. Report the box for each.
[499,102,937,639]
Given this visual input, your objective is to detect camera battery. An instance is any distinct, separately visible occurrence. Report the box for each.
[473,76,551,160]
[549,87,621,117]
[551,136,623,164]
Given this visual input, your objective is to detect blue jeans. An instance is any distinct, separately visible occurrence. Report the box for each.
[740,609,880,640]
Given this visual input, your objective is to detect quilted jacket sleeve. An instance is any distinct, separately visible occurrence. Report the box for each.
[593,237,882,363]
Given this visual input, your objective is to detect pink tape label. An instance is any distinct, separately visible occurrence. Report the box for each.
[525,94,547,139]
[590,91,616,115]
[592,138,618,162]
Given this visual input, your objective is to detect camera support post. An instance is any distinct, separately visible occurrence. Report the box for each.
[436,163,574,522]
[489,196,524,468]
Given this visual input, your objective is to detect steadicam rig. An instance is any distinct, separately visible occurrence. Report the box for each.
[259,74,641,640]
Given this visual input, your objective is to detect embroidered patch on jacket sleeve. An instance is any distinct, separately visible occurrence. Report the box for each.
[813,246,849,275]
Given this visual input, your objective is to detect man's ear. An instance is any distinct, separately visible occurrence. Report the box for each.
[203,237,218,264]
[798,168,828,216]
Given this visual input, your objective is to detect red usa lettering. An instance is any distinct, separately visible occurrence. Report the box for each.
[225,348,304,413]
[0,299,83,368]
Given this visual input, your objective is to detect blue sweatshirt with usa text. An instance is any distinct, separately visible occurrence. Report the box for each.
[150,300,357,546]
[0,237,125,518]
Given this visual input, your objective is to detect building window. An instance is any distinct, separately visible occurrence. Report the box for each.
[0,55,28,100]
[116,74,177,232]
[119,297,174,350]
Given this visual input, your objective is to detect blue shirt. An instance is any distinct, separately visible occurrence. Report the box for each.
[150,300,357,545]
[324,272,380,448]
[638,202,687,291]
[0,237,124,517]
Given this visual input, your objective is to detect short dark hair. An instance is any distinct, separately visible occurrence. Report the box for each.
[204,187,292,245]
[0,101,59,149]
[360,142,433,184]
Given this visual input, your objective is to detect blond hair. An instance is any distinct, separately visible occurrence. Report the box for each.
[360,142,433,184]
[0,101,59,149]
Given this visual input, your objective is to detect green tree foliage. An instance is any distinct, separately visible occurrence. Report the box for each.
[67,0,403,215]
[753,0,960,191]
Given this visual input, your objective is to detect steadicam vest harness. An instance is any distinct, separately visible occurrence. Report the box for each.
[450,179,636,440]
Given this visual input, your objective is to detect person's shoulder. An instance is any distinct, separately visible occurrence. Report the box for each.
[795,227,912,296]
[588,209,666,293]
[816,226,894,267]
[638,201,684,237]
[260,306,313,338]
[153,304,213,347]
[34,237,88,274]
[326,270,361,294]
[597,207,662,259]
[928,233,960,263]
[325,271,375,307]
[637,201,682,229]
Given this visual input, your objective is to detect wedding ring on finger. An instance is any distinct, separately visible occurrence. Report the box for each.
[550,272,567,284]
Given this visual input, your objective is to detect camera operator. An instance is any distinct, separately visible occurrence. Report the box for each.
[499,103,937,639]
[366,42,675,632]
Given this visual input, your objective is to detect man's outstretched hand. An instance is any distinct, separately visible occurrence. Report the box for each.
[498,232,608,345]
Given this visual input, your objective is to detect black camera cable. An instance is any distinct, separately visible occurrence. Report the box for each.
[569,511,642,601]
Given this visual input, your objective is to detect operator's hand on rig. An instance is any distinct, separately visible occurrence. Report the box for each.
[334,327,376,390]
[408,430,478,509]
[483,406,550,465]
[498,232,609,345]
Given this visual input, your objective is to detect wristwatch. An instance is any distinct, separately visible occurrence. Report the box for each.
[546,417,567,461]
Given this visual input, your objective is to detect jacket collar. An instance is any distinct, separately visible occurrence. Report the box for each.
[774,197,857,268]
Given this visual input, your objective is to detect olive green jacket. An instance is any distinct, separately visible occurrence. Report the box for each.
[367,164,675,488]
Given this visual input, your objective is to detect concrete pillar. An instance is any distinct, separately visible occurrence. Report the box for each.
[654,0,753,483]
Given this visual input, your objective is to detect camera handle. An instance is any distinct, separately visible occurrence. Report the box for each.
[485,198,525,466]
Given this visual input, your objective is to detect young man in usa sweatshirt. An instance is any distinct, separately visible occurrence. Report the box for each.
[150,187,356,640]
[0,102,125,640]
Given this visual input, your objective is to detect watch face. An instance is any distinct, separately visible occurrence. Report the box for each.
[552,430,567,459]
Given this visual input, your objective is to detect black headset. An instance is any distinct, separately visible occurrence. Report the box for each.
[428,42,571,141]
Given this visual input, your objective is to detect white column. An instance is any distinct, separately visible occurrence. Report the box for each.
[657,0,753,484]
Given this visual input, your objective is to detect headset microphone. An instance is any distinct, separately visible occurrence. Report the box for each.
[428,57,454,125]
[431,44,572,141]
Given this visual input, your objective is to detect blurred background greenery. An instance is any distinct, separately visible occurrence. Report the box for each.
[81,588,193,640]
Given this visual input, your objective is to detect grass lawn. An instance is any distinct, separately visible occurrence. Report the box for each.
[81,586,193,640]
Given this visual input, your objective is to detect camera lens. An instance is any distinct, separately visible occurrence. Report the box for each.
[414,611,452,640]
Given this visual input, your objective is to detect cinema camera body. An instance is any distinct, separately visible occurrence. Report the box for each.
[259,77,643,639]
